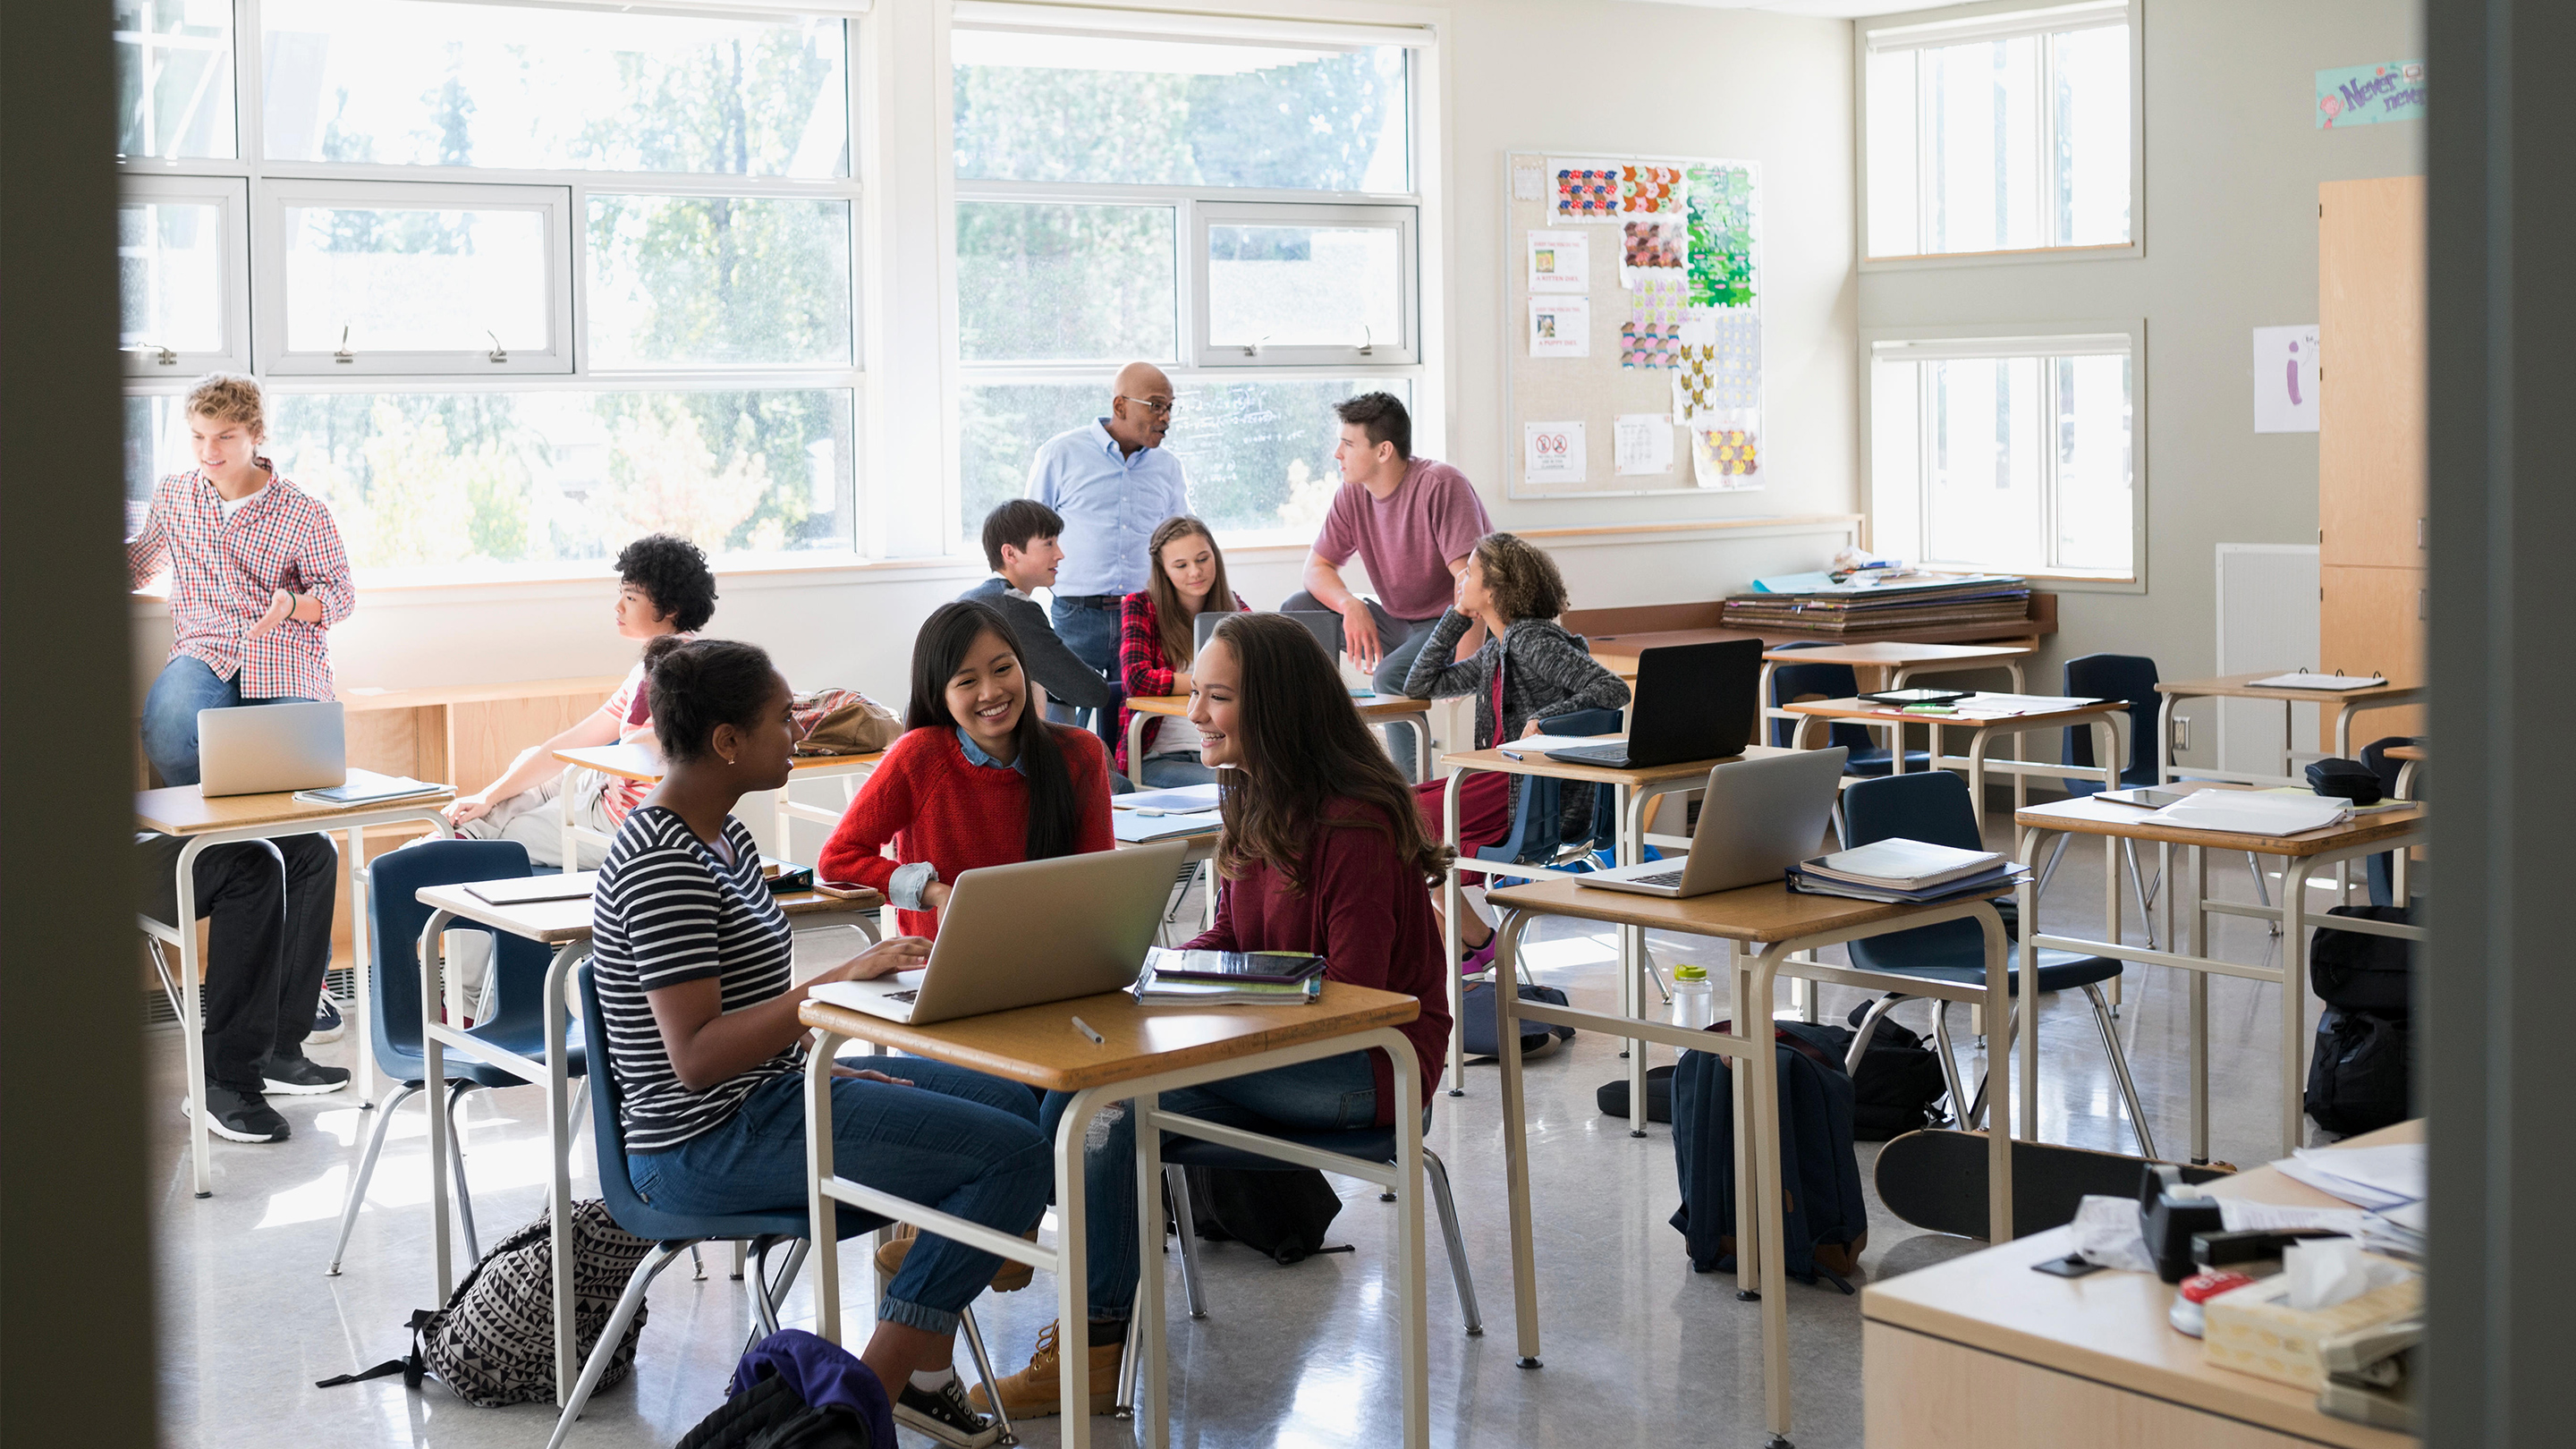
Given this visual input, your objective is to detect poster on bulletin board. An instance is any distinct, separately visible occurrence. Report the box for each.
[1505,148,1763,498]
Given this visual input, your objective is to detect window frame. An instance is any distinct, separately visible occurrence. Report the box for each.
[1191,200,1419,369]
[1862,318,2148,591]
[119,172,251,377]
[1856,0,2145,271]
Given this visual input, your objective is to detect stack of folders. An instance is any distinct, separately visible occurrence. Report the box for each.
[1785,837,2027,904]
[1131,948,1326,1007]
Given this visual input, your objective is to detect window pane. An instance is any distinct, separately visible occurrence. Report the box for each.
[2055,354,2132,569]
[959,377,1404,543]
[2055,26,2132,246]
[956,203,1176,363]
[260,0,848,176]
[587,197,852,369]
[116,0,235,159]
[1924,357,2043,568]
[1864,49,1919,258]
[1922,36,2039,254]
[120,199,227,352]
[281,203,548,353]
[1206,225,1401,350]
[953,33,1408,191]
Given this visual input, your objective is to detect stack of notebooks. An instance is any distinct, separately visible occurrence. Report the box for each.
[1722,571,2031,638]
[1785,837,2028,903]
[291,768,446,807]
[2140,789,2354,835]
[1131,948,1326,1006]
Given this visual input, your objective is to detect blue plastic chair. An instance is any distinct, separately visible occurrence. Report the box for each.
[550,963,1007,1449]
[2358,735,2423,906]
[326,839,589,1275]
[1838,772,2156,1157]
[1767,641,1930,775]
[1472,707,1623,869]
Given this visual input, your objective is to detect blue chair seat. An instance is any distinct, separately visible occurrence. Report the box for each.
[1846,933,2123,996]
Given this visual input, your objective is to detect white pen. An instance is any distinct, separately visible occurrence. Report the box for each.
[1071,1015,1105,1046]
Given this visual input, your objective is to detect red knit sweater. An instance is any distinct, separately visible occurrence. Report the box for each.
[1182,798,1451,1122]
[818,724,1117,939]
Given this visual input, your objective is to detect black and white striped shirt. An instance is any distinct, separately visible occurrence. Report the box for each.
[591,806,799,1154]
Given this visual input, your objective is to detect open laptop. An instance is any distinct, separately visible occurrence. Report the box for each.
[1196,609,1344,663]
[809,839,1190,1025]
[197,699,348,797]
[1544,638,1763,769]
[1577,748,1847,898]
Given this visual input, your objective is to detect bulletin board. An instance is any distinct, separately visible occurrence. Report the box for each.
[1503,149,1764,500]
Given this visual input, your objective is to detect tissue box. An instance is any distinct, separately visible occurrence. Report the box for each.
[2201,1266,2422,1390]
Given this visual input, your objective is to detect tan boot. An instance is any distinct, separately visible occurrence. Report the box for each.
[967,1318,1123,1419]
[873,1222,1038,1292]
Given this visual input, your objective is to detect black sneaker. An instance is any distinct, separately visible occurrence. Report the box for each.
[259,1051,351,1096]
[310,995,346,1045]
[894,1377,1001,1448]
[185,1086,291,1143]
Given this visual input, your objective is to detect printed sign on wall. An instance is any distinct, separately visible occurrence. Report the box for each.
[2253,325,2321,433]
[2317,61,2425,128]
[1524,421,1588,485]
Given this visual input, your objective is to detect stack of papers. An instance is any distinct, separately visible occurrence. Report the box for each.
[292,768,446,807]
[1131,958,1323,1007]
[1941,692,2104,718]
[2254,1142,2427,1258]
[2144,790,2350,835]
[1500,733,1622,758]
[1112,784,1220,814]
[2250,670,2388,691]
[1112,811,1222,843]
[1787,838,2027,903]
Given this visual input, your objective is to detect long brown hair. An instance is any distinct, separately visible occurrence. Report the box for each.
[1144,515,1237,671]
[1210,612,1453,892]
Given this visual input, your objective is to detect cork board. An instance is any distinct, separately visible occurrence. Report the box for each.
[1503,149,1763,499]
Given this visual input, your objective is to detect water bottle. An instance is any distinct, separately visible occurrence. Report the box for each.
[1669,963,1716,1032]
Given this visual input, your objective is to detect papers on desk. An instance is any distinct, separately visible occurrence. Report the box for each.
[1113,810,1220,843]
[1940,692,2103,718]
[1801,836,2002,891]
[465,872,597,906]
[1131,959,1322,1007]
[1786,852,2027,904]
[1113,784,1221,814]
[292,768,446,807]
[2143,790,2351,836]
[2250,670,2388,691]
[2280,1143,2424,1211]
[1499,733,1623,758]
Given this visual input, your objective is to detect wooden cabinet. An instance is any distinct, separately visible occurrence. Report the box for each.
[2319,564,2427,740]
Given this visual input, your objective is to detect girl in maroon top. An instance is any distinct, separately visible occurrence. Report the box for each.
[819,600,1115,939]
[1115,514,1248,784]
[977,610,1454,1421]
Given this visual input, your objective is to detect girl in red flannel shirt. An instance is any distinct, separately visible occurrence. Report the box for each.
[1115,514,1247,785]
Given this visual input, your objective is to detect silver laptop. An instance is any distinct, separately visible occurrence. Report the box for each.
[196,700,348,797]
[1576,748,1847,899]
[1196,609,1344,661]
[813,840,1190,1025]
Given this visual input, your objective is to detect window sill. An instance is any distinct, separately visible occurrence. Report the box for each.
[1917,564,2142,594]
[1861,241,2140,273]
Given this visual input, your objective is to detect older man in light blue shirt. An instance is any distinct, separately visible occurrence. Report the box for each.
[1024,361,1191,688]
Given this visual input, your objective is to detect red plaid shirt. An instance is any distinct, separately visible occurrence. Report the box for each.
[1115,588,1247,769]
[128,464,354,701]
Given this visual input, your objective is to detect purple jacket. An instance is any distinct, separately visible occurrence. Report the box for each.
[731,1329,897,1447]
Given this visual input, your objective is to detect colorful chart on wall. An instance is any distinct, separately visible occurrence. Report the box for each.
[1507,148,1764,498]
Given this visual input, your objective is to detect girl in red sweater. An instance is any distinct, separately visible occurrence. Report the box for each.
[977,610,1453,1420]
[819,600,1114,939]
[1115,514,1248,784]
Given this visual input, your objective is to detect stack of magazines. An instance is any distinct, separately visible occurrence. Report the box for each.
[1785,837,2027,903]
[1722,571,2031,638]
[1131,948,1326,1006]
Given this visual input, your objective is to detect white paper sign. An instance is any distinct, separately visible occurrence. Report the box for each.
[1528,295,1590,358]
[2254,324,2321,433]
[1614,413,1674,476]
[1524,421,1587,485]
[1512,161,1546,202]
[1527,230,1588,292]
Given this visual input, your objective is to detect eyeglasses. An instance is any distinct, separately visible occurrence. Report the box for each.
[1117,396,1178,417]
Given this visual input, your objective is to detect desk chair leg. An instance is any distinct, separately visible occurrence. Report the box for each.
[1959,1003,2021,1134]
[327,1080,424,1275]
[444,1081,481,1264]
[2035,832,2072,901]
[2123,842,2159,952]
[546,1241,689,1449]
[1928,1002,1973,1130]
[2081,985,2157,1159]
[1114,1299,1146,1419]
[1424,1148,1482,1335]
[1844,996,1904,1078]
[745,1235,805,1344]
[1162,1166,1209,1318]
[690,1246,705,1281]
[957,1306,1017,1445]
[2245,852,2281,936]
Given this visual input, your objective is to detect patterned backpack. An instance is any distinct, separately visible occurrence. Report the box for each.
[317,1200,655,1406]
[790,688,901,757]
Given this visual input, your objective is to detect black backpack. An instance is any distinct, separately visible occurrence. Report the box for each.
[1669,1021,1869,1289]
[1841,1006,1953,1141]
[2306,1007,2414,1136]
[2309,905,2416,1017]
[1460,979,1575,1058]
[677,1329,894,1449]
[1180,1165,1351,1265]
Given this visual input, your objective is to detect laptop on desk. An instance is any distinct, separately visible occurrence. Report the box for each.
[197,700,348,797]
[807,840,1189,1026]
[1196,610,1344,663]
[1577,748,1847,898]
[1543,638,1763,769]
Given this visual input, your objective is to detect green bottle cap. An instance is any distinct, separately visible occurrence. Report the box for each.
[1673,964,1709,982]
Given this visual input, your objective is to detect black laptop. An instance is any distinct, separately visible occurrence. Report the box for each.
[1544,638,1763,768]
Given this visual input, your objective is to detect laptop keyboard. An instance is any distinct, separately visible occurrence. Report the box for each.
[884,989,918,1004]
[1546,743,1630,766]
[1629,869,1688,888]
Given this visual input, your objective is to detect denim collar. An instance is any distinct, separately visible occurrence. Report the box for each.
[955,724,1028,775]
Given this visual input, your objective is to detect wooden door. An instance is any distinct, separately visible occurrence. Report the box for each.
[2320,564,2427,742]
[2318,177,2428,570]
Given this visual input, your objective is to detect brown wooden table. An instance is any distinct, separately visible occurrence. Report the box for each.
[2154,673,2426,787]
[136,782,456,1195]
[800,983,1433,1447]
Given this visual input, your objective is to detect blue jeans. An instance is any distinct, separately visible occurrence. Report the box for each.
[1049,594,1126,758]
[1038,1051,1377,1318]
[1138,754,1218,788]
[141,655,315,787]
[630,1063,1051,1335]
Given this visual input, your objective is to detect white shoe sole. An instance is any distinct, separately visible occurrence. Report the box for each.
[262,1073,349,1096]
[892,1402,1000,1448]
[181,1096,288,1144]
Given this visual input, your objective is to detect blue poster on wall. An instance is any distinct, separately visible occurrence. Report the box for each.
[2317,61,2427,128]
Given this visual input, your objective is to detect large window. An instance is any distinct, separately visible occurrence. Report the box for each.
[950,8,1425,546]
[1862,1,2136,262]
[1868,330,2139,580]
[117,0,860,577]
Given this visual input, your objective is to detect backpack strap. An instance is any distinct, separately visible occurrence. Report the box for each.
[314,1309,436,1391]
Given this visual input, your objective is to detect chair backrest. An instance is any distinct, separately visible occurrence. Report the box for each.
[1478,706,1623,864]
[2062,653,2161,793]
[574,960,664,1236]
[364,840,548,1076]
[1767,643,1871,752]
[1837,772,1987,965]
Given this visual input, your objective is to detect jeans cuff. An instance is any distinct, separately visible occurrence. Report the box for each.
[877,1294,961,1336]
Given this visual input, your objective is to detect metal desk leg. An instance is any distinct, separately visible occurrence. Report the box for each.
[2280,856,2316,1155]
[1491,911,1545,1369]
[1054,1089,1104,1449]
[2156,692,2182,785]
[343,826,376,1104]
[805,1038,843,1342]
[1125,713,1148,790]
[2013,828,2047,1142]
[559,783,580,875]
[2190,845,2211,1163]
[542,939,582,1405]
[1730,938,1758,1302]
[1414,710,1432,784]
[1974,903,2015,1239]
[423,910,456,1298]
[1619,783,1647,1136]
[1135,1089,1167,1447]
[175,837,213,1198]
[1442,770,1467,1097]
[1745,945,1796,1444]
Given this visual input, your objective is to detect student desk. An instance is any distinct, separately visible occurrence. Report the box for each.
[136,783,456,1197]
[1481,876,2016,1447]
[1757,641,2031,752]
[800,983,1432,1448]
[414,880,884,1405]
[1782,696,2127,835]
[1433,744,1786,1116]
[2153,674,2426,788]
[550,741,884,871]
[1119,692,1433,788]
[1861,1120,2422,1449]
[2011,792,2428,1159]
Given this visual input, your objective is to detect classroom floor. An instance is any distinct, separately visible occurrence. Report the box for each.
[149,813,2343,1449]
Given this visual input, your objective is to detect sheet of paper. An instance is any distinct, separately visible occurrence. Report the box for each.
[1523,420,1587,486]
[1528,295,1589,358]
[1690,410,1759,489]
[2288,1143,2426,1204]
[1527,229,1588,292]
[1628,268,1687,327]
[1618,321,1678,369]
[1614,413,1674,476]
[1550,158,1623,223]
[1685,161,1759,310]
[1621,164,1682,214]
[1501,733,1623,757]
[1619,217,1686,286]
[2254,324,2320,432]
[1673,312,1760,418]
[1512,159,1546,201]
